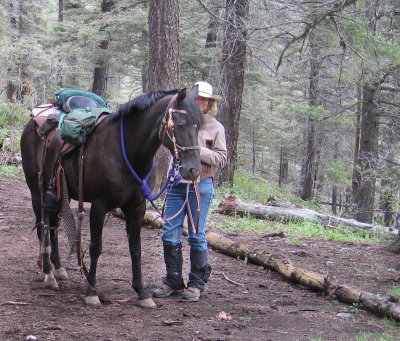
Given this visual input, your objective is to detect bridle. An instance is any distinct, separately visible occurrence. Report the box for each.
[120,93,200,211]
[158,94,202,233]
[159,94,201,160]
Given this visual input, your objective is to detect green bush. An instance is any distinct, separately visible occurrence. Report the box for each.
[0,102,31,167]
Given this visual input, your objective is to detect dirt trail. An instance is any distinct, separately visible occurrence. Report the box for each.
[1,176,399,341]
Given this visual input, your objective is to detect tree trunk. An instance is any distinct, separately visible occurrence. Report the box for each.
[217,0,249,186]
[331,140,339,215]
[380,132,397,227]
[217,194,396,234]
[351,85,362,200]
[279,144,289,187]
[202,2,220,82]
[142,210,400,322]
[92,0,114,98]
[352,85,380,223]
[148,0,180,194]
[300,37,321,200]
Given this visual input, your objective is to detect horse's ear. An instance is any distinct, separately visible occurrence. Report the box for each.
[176,88,187,105]
[188,84,199,101]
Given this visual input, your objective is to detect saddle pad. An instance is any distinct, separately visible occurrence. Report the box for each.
[31,104,62,137]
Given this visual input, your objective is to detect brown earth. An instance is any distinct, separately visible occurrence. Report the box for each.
[1,175,400,341]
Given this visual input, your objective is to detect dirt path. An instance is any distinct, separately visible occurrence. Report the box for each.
[1,176,400,341]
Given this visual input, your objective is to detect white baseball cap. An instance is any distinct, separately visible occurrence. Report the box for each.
[194,81,222,102]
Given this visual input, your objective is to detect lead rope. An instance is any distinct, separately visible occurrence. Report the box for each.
[76,145,89,279]
[162,181,201,234]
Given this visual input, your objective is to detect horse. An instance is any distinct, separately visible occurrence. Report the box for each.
[20,86,203,308]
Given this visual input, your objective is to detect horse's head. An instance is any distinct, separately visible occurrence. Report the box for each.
[161,87,203,181]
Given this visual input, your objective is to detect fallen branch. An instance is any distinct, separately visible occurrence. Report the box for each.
[142,210,400,322]
[217,194,398,235]
[1,301,30,306]
[222,272,245,287]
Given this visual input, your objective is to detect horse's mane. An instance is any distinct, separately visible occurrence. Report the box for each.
[111,89,203,127]
[116,90,178,117]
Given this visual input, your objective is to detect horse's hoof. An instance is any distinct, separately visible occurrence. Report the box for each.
[136,298,157,309]
[44,273,59,290]
[53,267,68,280]
[85,295,101,307]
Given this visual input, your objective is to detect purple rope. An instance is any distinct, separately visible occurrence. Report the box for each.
[120,114,180,205]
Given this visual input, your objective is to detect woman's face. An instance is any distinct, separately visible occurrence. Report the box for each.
[196,96,210,114]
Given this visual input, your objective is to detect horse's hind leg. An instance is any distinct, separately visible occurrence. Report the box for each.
[50,228,68,280]
[41,214,59,289]
[123,203,156,309]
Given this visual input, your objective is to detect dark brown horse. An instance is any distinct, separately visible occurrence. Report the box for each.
[20,87,202,308]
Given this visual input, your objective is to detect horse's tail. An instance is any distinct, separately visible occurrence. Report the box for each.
[59,171,77,255]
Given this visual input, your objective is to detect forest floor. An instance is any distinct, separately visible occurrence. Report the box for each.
[1,175,400,341]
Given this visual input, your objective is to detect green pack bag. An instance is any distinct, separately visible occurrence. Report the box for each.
[55,89,108,109]
[60,107,111,145]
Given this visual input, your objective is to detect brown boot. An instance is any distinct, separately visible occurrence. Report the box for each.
[153,284,183,298]
[182,287,201,302]
[182,249,211,302]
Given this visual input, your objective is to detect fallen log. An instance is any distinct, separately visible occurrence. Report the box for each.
[142,210,400,322]
[218,194,398,235]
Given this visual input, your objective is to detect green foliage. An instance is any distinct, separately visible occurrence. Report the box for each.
[325,159,352,186]
[386,285,400,297]
[0,8,4,42]
[0,103,30,143]
[238,316,251,323]
[282,220,380,243]
[0,165,24,179]
[0,103,30,168]
[211,212,382,243]
[356,317,400,341]
[217,172,303,206]
[278,103,332,121]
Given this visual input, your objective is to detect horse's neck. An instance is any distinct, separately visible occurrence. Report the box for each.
[122,107,164,160]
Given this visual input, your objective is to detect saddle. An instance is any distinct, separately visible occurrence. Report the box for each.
[31,98,109,199]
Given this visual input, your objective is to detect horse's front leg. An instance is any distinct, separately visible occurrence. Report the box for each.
[122,202,156,309]
[84,202,106,306]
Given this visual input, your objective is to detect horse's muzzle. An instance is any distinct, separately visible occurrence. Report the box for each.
[181,166,201,181]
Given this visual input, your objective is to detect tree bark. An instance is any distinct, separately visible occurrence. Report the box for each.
[300,36,321,200]
[142,210,400,322]
[92,0,114,98]
[352,85,380,223]
[217,0,249,186]
[278,144,289,187]
[148,0,180,194]
[217,194,397,234]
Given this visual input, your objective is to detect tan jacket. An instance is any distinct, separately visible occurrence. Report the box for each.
[198,113,227,181]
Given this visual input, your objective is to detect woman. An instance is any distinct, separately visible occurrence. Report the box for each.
[153,81,227,302]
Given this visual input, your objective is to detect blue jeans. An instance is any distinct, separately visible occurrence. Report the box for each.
[161,178,214,251]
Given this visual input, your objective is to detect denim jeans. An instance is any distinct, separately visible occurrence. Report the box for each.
[161,178,215,251]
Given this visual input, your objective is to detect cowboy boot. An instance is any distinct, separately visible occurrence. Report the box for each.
[153,243,185,298]
[182,249,212,302]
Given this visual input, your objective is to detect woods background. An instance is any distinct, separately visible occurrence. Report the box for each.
[1,0,400,226]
